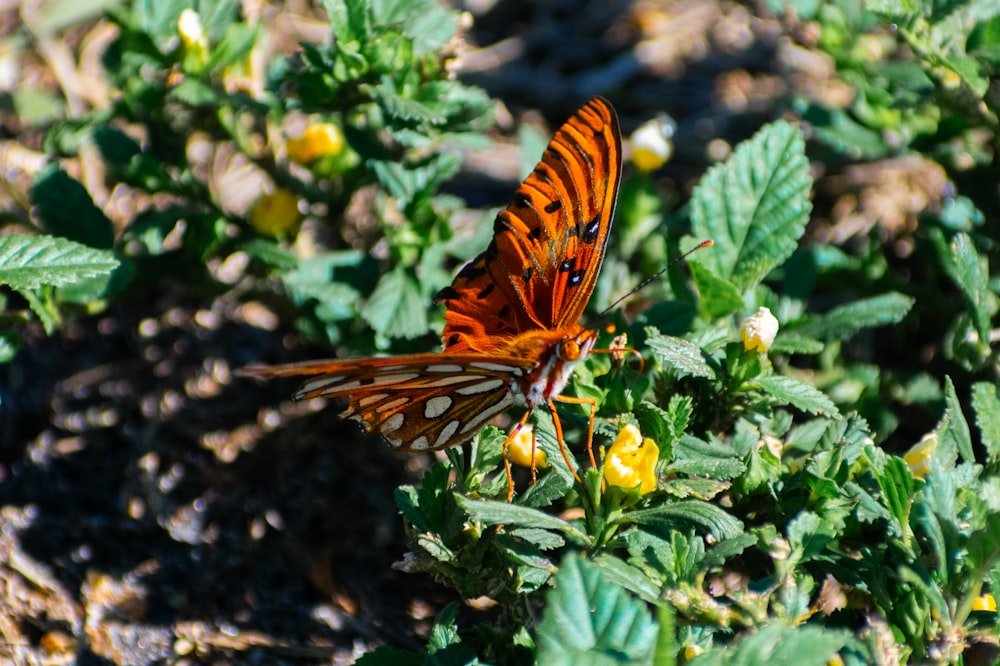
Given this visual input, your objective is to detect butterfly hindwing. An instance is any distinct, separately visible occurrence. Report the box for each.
[439,97,622,352]
[241,354,533,451]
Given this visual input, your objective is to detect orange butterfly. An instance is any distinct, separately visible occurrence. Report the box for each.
[242,97,622,499]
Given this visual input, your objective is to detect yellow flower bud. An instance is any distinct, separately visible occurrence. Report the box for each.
[287,122,345,165]
[903,433,936,479]
[739,306,779,352]
[973,593,997,612]
[249,188,301,236]
[683,645,704,660]
[630,115,675,172]
[603,424,659,494]
[507,425,548,469]
[177,9,209,67]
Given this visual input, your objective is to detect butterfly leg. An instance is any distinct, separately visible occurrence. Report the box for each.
[551,394,598,469]
[502,410,535,501]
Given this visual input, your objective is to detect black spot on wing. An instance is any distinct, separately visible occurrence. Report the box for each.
[582,216,600,243]
[512,192,532,209]
[477,283,495,300]
[527,226,543,241]
[522,266,533,283]
[435,286,460,301]
[498,304,511,320]
[458,262,488,282]
[447,333,459,347]
[568,269,586,287]
[558,258,574,272]
[544,200,562,214]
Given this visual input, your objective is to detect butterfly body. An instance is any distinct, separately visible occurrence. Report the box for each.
[242,97,622,497]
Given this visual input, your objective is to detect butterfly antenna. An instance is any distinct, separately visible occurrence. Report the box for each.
[597,239,714,320]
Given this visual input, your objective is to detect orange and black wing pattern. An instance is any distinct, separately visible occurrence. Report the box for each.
[437,97,622,353]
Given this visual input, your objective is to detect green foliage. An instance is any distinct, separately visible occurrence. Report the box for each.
[12,1,1000,664]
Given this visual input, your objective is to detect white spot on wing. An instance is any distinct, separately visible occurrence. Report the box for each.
[426,364,463,373]
[460,394,514,434]
[369,373,420,386]
[469,362,523,374]
[381,413,405,433]
[301,378,359,394]
[379,397,410,411]
[410,436,430,450]
[435,420,462,448]
[455,379,506,395]
[424,396,452,419]
[357,393,389,407]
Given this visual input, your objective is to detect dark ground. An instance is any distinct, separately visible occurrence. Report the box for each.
[0,1,942,663]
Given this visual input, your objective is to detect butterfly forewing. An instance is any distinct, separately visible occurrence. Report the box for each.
[241,354,534,451]
[438,97,622,352]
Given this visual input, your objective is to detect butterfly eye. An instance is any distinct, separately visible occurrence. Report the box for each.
[559,339,582,362]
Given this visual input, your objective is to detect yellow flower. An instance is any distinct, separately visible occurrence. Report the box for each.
[249,188,301,236]
[683,645,704,660]
[903,433,937,479]
[287,123,345,165]
[739,306,779,352]
[507,425,548,469]
[603,424,659,494]
[177,9,209,67]
[630,115,675,172]
[973,593,997,612]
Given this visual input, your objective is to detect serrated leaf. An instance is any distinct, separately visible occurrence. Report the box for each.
[368,152,461,205]
[943,232,992,344]
[645,329,715,380]
[536,553,657,665]
[757,375,840,417]
[325,0,371,44]
[591,553,661,603]
[455,495,579,534]
[687,259,744,318]
[671,435,746,479]
[32,167,114,249]
[791,292,914,341]
[0,234,119,291]
[372,0,459,55]
[689,624,851,666]
[365,84,447,124]
[361,267,428,340]
[972,382,1000,464]
[690,121,811,293]
[630,500,744,541]
[943,375,975,463]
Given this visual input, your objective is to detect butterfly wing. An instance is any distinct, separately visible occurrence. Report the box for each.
[437,96,622,352]
[241,354,534,451]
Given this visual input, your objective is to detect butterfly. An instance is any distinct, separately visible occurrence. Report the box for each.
[241,97,622,500]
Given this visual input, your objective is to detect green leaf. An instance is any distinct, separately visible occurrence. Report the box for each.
[630,500,744,541]
[671,435,746,480]
[690,121,812,293]
[361,266,428,340]
[368,152,461,206]
[972,382,1000,464]
[943,375,975,463]
[536,553,657,665]
[687,260,744,318]
[372,0,460,55]
[942,232,992,344]
[365,83,447,124]
[791,292,914,341]
[0,234,119,292]
[688,624,851,666]
[325,0,371,44]
[646,329,716,380]
[756,375,840,417]
[591,553,661,604]
[455,495,578,534]
[32,167,115,249]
